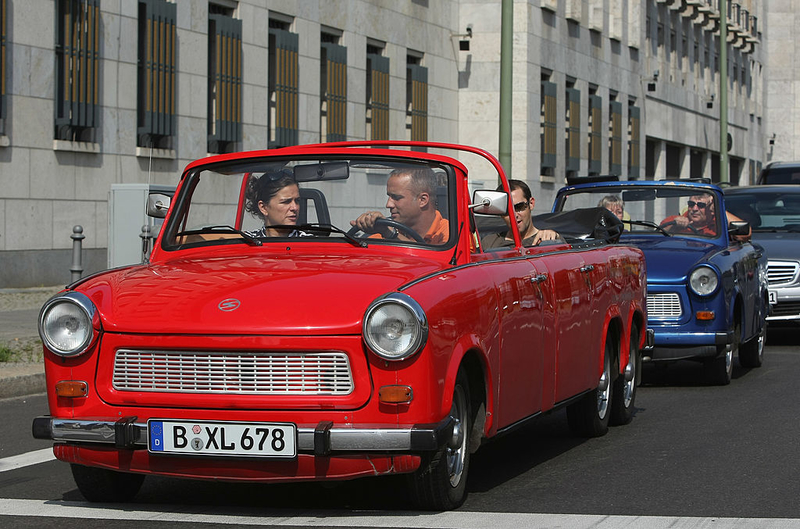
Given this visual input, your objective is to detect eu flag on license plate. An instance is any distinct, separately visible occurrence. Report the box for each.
[149,421,164,451]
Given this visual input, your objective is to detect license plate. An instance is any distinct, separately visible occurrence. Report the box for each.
[769,290,777,304]
[148,420,296,458]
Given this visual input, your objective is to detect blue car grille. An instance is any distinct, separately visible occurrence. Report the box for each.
[647,293,682,318]
[767,261,799,286]
[112,349,354,395]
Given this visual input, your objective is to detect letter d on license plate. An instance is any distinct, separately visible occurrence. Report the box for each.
[148,419,296,458]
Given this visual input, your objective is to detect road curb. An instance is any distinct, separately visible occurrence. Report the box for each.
[0,373,46,399]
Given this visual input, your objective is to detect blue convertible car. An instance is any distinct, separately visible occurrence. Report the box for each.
[551,179,768,384]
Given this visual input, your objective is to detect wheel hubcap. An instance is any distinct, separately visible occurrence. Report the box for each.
[622,356,636,408]
[446,386,467,487]
[597,366,610,419]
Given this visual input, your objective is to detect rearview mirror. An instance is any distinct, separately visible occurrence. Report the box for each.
[471,190,508,215]
[293,161,349,182]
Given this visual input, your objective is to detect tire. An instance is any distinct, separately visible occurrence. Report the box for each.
[71,464,145,503]
[611,325,640,426]
[739,322,766,368]
[408,369,472,510]
[704,321,739,385]
[567,339,612,437]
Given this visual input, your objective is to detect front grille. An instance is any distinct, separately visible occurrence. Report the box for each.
[647,293,682,318]
[770,301,800,318]
[113,349,353,395]
[767,261,799,286]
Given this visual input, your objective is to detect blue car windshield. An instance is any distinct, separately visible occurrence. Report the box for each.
[558,186,721,238]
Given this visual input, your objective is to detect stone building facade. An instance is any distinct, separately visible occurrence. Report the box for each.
[0,0,766,287]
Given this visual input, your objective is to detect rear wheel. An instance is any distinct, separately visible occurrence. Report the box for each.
[611,326,640,426]
[408,368,472,510]
[739,323,766,368]
[567,340,612,437]
[71,464,145,502]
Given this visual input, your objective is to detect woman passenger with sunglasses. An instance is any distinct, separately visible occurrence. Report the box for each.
[482,179,561,248]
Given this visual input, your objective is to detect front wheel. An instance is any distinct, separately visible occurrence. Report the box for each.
[408,369,472,510]
[567,340,612,437]
[739,323,766,368]
[71,464,145,502]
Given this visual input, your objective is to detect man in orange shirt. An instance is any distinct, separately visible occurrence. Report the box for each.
[350,167,449,244]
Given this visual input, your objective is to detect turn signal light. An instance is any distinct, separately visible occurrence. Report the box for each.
[379,385,413,404]
[55,380,88,398]
[695,311,715,321]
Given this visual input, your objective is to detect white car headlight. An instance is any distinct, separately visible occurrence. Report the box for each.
[38,292,99,357]
[689,266,719,296]
[363,293,428,361]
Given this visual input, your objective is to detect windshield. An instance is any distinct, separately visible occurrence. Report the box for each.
[557,185,721,238]
[162,156,456,250]
[726,191,800,232]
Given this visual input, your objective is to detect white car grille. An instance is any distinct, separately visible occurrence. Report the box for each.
[647,293,682,318]
[113,349,354,395]
[767,261,799,286]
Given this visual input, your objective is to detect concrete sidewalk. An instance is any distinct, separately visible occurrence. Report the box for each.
[0,287,64,399]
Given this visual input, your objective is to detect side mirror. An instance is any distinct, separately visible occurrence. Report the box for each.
[471,190,508,215]
[147,193,171,219]
[728,220,751,241]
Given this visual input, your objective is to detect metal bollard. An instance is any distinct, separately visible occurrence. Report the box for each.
[140,224,152,263]
[70,225,85,282]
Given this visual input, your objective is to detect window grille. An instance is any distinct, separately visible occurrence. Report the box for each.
[407,63,428,142]
[208,14,242,154]
[367,53,389,141]
[321,42,347,143]
[54,0,100,142]
[566,87,580,172]
[628,105,641,179]
[269,27,299,148]
[541,81,557,169]
[137,0,177,149]
[609,100,622,175]
[588,94,602,174]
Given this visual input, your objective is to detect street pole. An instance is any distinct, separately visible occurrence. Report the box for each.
[719,0,729,183]
[499,0,513,177]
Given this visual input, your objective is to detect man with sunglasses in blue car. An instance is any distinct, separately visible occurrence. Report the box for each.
[661,193,718,236]
[482,179,561,248]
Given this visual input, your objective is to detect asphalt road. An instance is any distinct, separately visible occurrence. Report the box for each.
[1,327,799,528]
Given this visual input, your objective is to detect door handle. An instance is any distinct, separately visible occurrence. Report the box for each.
[531,274,548,283]
[580,265,594,273]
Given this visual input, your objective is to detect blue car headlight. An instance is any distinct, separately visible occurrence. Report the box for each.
[363,293,428,361]
[689,266,719,297]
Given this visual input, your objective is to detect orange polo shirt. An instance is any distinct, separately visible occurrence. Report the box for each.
[423,211,450,244]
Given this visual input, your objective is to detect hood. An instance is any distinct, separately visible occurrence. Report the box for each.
[621,235,721,282]
[77,253,445,335]
[751,231,800,262]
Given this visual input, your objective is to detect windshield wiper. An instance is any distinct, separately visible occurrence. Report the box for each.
[176,225,262,246]
[626,220,673,237]
[295,223,368,248]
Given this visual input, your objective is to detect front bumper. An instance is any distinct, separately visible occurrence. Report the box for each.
[644,330,731,361]
[32,416,454,456]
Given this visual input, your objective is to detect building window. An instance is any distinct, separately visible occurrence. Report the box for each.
[609,98,622,176]
[366,45,389,141]
[565,85,580,175]
[0,0,6,133]
[137,0,177,150]
[540,78,557,176]
[269,20,299,148]
[321,34,347,143]
[588,92,602,175]
[406,54,428,144]
[628,102,640,179]
[55,0,100,143]
[208,9,242,154]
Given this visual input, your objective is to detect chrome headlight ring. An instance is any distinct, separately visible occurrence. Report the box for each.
[38,291,100,357]
[689,265,720,297]
[363,293,428,362]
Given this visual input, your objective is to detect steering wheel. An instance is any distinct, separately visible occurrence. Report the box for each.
[347,217,425,243]
[661,219,700,235]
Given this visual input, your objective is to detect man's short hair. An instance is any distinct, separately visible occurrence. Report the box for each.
[391,167,437,196]
[496,179,532,201]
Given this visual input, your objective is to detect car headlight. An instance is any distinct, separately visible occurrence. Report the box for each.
[363,293,428,361]
[689,266,719,296]
[38,292,99,357]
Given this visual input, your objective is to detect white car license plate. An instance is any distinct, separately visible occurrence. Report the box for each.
[148,420,296,458]
[769,290,777,304]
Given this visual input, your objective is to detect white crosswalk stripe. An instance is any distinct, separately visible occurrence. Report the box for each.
[0,448,55,472]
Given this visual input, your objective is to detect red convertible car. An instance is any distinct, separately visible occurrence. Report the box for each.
[33,142,648,510]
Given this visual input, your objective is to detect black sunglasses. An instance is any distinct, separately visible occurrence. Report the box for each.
[513,200,530,212]
[687,200,709,209]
